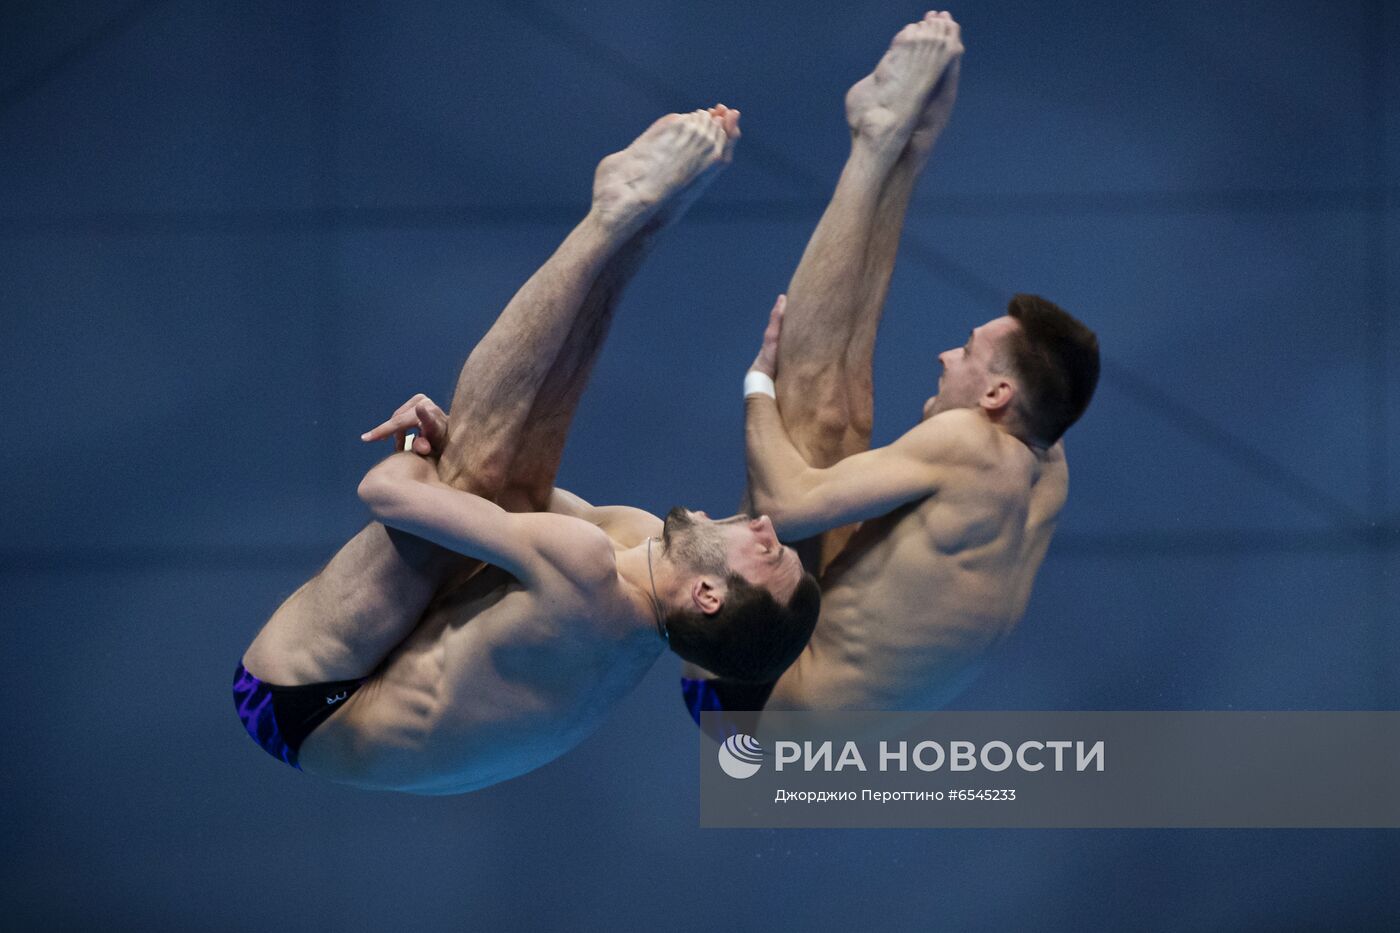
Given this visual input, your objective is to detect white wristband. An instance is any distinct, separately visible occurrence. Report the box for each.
[744,371,776,400]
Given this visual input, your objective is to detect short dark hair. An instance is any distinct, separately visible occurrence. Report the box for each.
[1003,294,1100,445]
[665,572,821,684]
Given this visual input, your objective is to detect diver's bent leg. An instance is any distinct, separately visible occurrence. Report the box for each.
[500,233,654,508]
[242,219,638,688]
[241,524,454,685]
[439,109,734,497]
[243,215,637,687]
[436,216,633,496]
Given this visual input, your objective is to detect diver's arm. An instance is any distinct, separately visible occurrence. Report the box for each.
[358,453,610,584]
[747,408,949,540]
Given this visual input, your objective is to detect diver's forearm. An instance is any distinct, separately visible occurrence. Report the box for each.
[745,395,817,520]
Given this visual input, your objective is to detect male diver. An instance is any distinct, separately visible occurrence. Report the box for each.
[684,11,1099,719]
[235,106,819,793]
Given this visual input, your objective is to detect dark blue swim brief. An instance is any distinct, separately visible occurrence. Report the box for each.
[681,676,777,741]
[232,663,366,770]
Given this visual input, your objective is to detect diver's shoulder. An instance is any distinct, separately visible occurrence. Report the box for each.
[1038,440,1071,495]
[1042,439,1068,471]
[910,408,1003,466]
[528,514,619,591]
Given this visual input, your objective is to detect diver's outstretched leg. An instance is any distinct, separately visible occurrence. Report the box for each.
[775,11,962,572]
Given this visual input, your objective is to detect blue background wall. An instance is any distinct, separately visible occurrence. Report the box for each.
[1,1,1396,930]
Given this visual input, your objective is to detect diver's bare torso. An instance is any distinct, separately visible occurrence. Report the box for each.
[768,416,1068,710]
[299,505,663,795]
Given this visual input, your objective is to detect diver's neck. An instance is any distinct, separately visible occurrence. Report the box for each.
[614,538,674,642]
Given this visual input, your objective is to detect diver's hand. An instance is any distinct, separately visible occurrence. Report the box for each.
[360,393,449,456]
[749,294,786,379]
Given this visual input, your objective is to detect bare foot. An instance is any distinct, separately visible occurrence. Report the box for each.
[591,107,738,236]
[706,103,742,161]
[640,103,741,234]
[845,11,963,161]
[905,14,962,163]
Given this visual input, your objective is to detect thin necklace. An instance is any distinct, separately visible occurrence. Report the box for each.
[646,536,669,642]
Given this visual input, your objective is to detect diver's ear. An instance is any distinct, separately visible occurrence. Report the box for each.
[981,378,1015,413]
[691,576,726,616]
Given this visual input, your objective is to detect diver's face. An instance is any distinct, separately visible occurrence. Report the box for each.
[662,506,727,576]
[925,315,1018,419]
[663,508,803,603]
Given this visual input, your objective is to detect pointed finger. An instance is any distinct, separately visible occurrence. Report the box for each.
[362,410,414,442]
